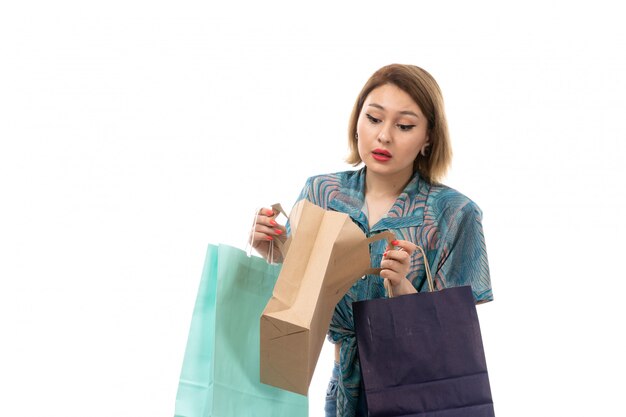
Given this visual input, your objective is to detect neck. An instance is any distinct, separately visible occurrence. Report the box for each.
[364,167,413,199]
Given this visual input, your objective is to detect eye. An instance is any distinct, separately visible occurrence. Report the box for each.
[397,124,416,131]
[366,114,381,124]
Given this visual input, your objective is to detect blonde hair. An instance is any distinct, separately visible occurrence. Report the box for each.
[347,64,452,184]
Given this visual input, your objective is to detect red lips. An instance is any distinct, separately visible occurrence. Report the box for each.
[372,148,392,162]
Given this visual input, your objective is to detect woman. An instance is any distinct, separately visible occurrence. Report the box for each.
[250,64,493,417]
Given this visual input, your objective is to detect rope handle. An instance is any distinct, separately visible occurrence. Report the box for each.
[383,244,434,298]
[268,203,288,260]
[246,203,289,263]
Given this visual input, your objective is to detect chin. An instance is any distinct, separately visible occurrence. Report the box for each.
[367,161,413,177]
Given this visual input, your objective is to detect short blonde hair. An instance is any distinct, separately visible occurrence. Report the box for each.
[347,64,452,184]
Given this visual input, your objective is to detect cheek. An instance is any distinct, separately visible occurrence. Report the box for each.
[355,116,368,136]
[355,118,369,154]
[410,131,429,151]
[400,135,427,161]
[356,135,367,158]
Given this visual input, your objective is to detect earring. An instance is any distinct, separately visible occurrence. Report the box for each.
[420,143,431,156]
[355,133,359,140]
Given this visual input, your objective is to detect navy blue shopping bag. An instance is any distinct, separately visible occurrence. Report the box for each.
[353,247,494,417]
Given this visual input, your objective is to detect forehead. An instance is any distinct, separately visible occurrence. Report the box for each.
[364,84,422,115]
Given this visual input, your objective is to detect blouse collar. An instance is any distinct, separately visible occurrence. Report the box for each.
[327,167,429,233]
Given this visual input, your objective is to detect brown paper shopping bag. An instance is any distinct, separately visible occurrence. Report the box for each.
[260,199,393,395]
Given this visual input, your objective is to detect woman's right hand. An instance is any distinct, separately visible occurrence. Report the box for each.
[249,207,287,263]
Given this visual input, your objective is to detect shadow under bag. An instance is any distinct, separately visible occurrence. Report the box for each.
[353,246,495,417]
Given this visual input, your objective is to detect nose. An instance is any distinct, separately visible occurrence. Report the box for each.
[377,123,393,144]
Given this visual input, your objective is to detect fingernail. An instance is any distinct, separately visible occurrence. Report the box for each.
[383,251,388,257]
[266,235,274,241]
[265,209,274,216]
[269,219,278,226]
[274,229,283,235]
[391,240,399,246]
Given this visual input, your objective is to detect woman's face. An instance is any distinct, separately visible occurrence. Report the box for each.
[356,83,429,181]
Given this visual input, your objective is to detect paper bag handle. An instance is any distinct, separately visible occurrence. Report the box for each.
[362,231,395,276]
[263,207,435,296]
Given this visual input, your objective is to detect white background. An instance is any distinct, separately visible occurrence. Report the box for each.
[1,1,625,416]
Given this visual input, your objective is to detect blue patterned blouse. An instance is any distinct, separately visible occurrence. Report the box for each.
[293,167,493,417]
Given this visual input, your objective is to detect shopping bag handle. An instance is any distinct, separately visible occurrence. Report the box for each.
[362,231,395,276]
[268,203,388,263]
[415,245,434,292]
[382,243,434,297]
[265,207,434,295]
[269,203,289,259]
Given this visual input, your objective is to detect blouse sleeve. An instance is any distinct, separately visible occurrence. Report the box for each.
[433,200,493,303]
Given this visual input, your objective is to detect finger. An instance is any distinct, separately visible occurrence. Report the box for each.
[257,207,275,216]
[386,238,410,253]
[252,230,281,242]
[379,268,403,284]
[380,259,409,275]
[254,224,278,236]
[255,213,279,227]
[256,221,286,235]
[383,249,410,263]
[379,268,392,280]
[272,225,285,236]
[389,239,418,256]
[273,224,287,234]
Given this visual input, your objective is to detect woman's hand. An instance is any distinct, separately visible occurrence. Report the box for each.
[249,207,287,263]
[380,239,418,296]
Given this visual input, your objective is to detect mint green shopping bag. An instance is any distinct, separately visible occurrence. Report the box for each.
[174,244,308,417]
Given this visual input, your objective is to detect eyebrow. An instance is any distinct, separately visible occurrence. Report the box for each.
[367,103,420,118]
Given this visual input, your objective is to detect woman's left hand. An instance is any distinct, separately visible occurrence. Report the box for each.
[380,239,419,296]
